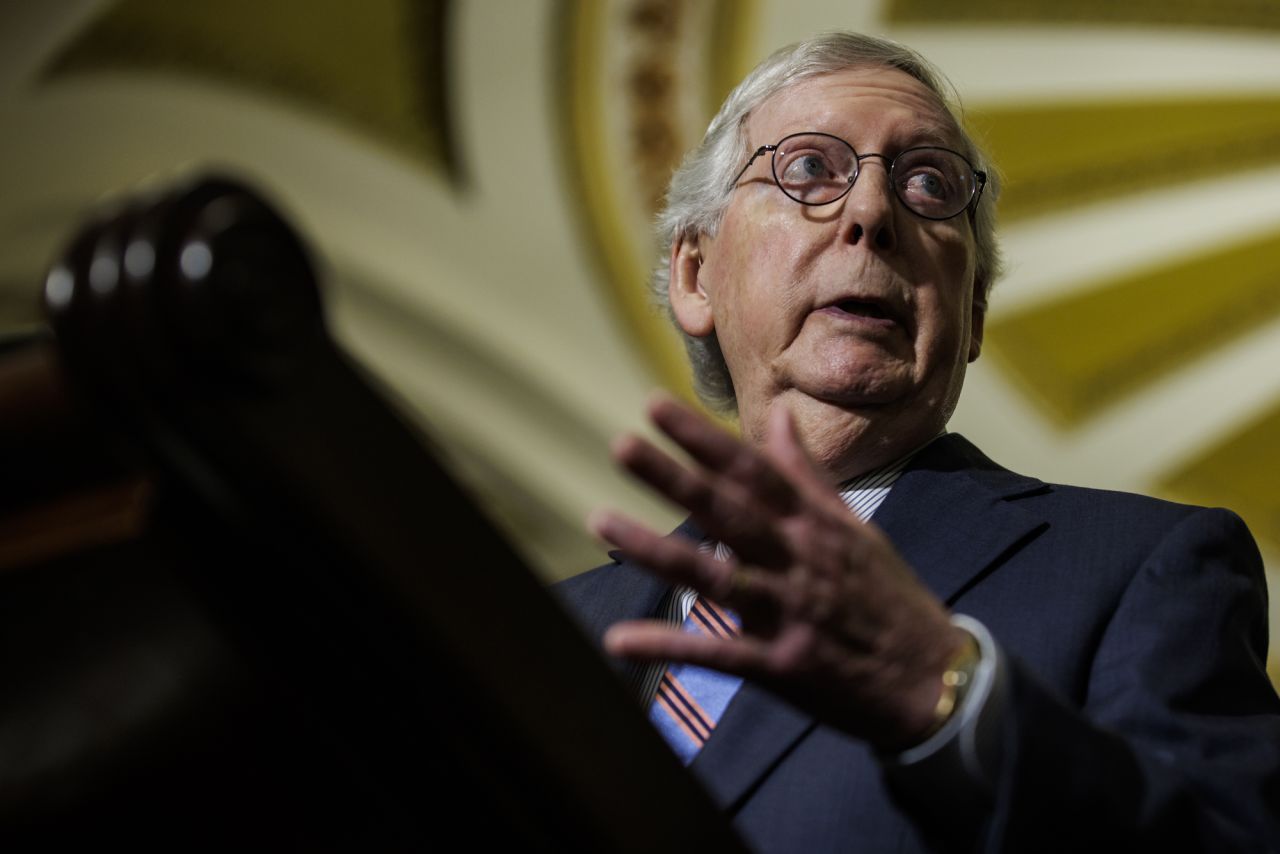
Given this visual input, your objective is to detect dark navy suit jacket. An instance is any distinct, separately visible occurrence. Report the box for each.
[556,434,1280,853]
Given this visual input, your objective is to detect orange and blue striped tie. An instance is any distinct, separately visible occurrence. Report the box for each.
[649,597,743,764]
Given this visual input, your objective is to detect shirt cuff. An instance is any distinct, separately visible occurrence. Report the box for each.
[880,614,1008,803]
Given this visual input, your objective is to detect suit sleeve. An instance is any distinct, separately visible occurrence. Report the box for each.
[983,508,1280,853]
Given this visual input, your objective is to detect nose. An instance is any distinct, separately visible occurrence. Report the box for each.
[842,153,896,251]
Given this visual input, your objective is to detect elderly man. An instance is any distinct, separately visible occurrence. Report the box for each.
[558,32,1280,852]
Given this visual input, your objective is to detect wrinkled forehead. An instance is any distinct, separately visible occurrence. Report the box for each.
[745,65,970,155]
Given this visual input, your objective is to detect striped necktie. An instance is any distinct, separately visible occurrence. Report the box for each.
[648,597,743,764]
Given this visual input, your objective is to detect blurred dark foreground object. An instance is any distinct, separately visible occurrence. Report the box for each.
[0,176,744,852]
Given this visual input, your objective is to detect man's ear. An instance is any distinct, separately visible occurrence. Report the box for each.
[669,233,715,338]
[968,281,987,363]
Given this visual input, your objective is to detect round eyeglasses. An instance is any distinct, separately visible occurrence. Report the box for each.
[730,131,987,221]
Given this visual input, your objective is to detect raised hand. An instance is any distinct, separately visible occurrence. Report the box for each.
[590,396,969,751]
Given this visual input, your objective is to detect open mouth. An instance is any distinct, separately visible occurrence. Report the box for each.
[834,299,892,320]
[819,297,903,330]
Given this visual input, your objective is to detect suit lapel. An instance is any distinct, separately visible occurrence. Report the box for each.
[871,434,1050,605]
[563,558,669,648]
[689,681,815,810]
[691,434,1051,811]
[556,520,702,682]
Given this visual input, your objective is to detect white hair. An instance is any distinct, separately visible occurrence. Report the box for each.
[652,31,1004,412]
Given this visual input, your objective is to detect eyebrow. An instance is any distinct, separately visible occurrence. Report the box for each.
[899,120,964,150]
[789,120,966,154]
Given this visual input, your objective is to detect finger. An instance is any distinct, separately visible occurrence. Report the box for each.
[588,509,737,600]
[764,405,859,517]
[589,509,787,623]
[722,566,788,636]
[648,396,798,513]
[611,432,733,524]
[611,434,791,567]
[603,619,771,679]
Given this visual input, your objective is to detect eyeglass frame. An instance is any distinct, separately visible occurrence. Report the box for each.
[728,131,987,222]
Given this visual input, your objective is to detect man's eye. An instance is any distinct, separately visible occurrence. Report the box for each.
[780,153,832,183]
[901,169,953,201]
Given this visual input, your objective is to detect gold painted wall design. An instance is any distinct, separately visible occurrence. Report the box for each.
[559,0,754,400]
[888,0,1280,30]
[45,0,461,182]
[1163,402,1280,560]
[988,231,1280,426]
[970,97,1280,223]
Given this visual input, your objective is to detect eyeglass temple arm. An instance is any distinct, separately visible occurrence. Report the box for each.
[729,145,777,191]
[971,170,988,210]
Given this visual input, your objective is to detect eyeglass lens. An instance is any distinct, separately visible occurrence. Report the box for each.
[771,133,978,220]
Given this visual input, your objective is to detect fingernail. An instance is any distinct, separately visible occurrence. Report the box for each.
[645,390,674,415]
[602,625,630,654]
[586,509,612,538]
[609,433,638,459]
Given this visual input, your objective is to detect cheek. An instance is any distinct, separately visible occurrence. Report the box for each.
[714,217,811,328]
[926,225,976,289]
[913,234,978,354]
